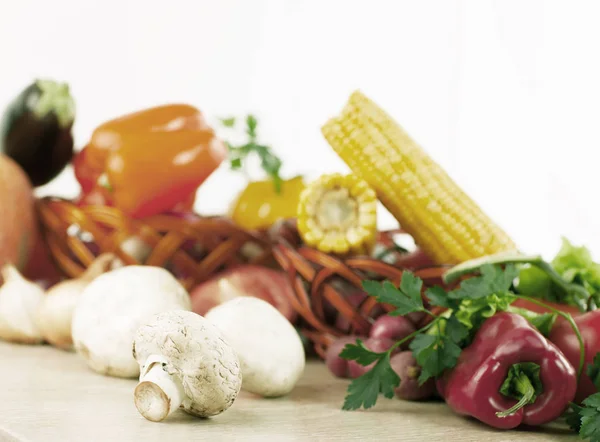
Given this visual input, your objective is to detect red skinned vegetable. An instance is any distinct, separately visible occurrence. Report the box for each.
[550,309,600,403]
[190,265,297,323]
[437,312,576,429]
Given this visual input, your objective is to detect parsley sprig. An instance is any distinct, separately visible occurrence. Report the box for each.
[566,354,600,441]
[220,115,283,193]
[339,263,584,412]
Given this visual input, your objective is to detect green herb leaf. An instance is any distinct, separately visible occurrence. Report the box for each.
[230,157,243,169]
[362,274,425,316]
[565,403,584,433]
[400,271,423,299]
[342,354,400,410]
[221,114,284,192]
[588,353,600,391]
[246,114,258,139]
[220,117,236,128]
[426,286,459,309]
[410,332,461,384]
[449,264,518,300]
[444,315,469,345]
[529,312,557,337]
[339,340,382,366]
[583,393,600,410]
[580,394,600,442]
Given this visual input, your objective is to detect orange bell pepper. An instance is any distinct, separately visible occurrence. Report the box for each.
[74,104,226,218]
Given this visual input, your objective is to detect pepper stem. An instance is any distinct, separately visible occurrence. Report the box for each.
[496,374,535,418]
[496,362,542,418]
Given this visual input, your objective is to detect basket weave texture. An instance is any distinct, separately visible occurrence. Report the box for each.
[37,199,453,358]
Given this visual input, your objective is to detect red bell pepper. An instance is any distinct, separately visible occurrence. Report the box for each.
[437,312,577,429]
[550,309,600,403]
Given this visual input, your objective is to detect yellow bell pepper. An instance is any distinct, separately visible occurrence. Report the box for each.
[230,176,306,230]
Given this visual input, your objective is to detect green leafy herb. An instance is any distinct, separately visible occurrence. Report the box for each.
[560,357,600,438]
[362,274,425,316]
[426,286,459,310]
[220,114,284,193]
[219,117,236,128]
[409,332,461,384]
[341,264,580,412]
[565,403,584,433]
[342,354,400,410]
[444,315,469,345]
[580,394,600,442]
[449,264,518,300]
[339,339,382,366]
[528,312,557,337]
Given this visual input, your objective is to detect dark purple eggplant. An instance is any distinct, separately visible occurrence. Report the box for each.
[0,79,75,187]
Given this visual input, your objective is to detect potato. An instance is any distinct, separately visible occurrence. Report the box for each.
[325,335,363,378]
[369,315,416,348]
[190,265,297,323]
[347,337,397,379]
[390,351,435,401]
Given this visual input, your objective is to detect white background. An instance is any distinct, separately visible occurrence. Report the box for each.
[1,0,599,259]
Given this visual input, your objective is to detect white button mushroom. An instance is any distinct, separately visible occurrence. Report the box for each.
[71,266,191,378]
[205,296,305,397]
[132,310,242,422]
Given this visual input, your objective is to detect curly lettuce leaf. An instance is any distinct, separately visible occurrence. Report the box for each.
[552,237,600,295]
[516,238,600,309]
[455,292,517,329]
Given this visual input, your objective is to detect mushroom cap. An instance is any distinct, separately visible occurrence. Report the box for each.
[133,310,242,417]
[205,297,306,397]
[71,266,191,378]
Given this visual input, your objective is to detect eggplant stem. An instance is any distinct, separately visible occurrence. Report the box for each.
[33,79,75,128]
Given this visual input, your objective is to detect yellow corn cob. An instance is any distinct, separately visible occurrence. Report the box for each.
[297,173,378,256]
[321,90,518,264]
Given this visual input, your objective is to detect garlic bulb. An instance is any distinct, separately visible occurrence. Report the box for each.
[35,253,119,350]
[0,265,45,344]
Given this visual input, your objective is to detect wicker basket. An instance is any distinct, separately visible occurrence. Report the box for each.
[271,223,455,358]
[36,197,273,291]
[37,197,456,358]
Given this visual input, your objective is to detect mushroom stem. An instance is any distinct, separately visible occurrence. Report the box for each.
[134,355,187,422]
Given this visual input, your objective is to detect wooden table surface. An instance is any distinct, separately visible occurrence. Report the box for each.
[0,342,579,442]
